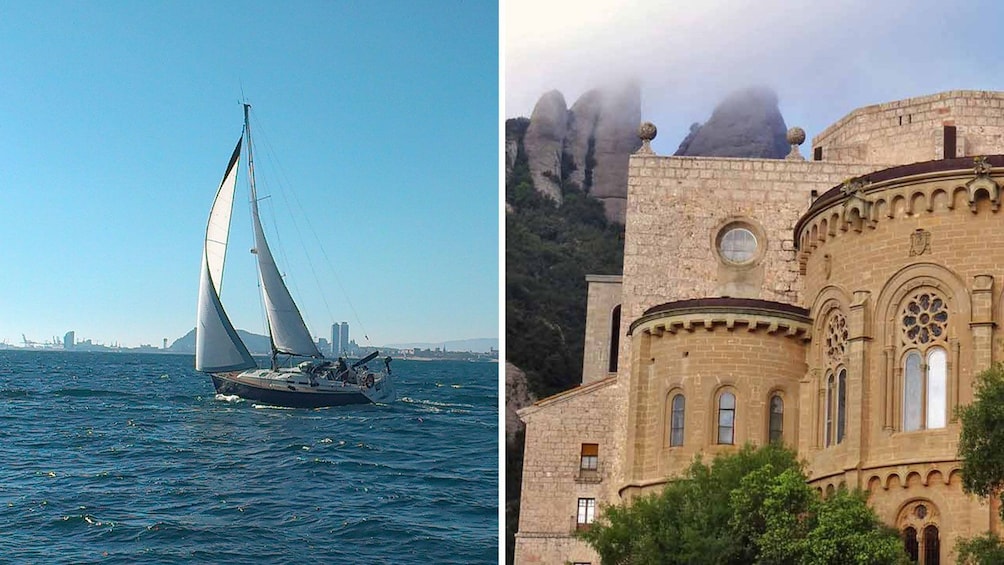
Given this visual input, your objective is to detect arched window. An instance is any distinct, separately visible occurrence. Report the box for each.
[825,373,834,447]
[923,525,940,565]
[836,369,846,444]
[903,527,918,562]
[927,349,947,429]
[718,391,736,445]
[900,291,949,432]
[823,309,847,448]
[768,394,783,443]
[608,305,621,373]
[670,394,685,447]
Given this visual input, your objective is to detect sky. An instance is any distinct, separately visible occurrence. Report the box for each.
[1,1,498,349]
[506,0,1004,156]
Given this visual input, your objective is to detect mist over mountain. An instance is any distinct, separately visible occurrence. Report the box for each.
[674,86,789,158]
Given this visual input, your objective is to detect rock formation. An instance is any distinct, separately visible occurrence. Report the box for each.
[505,362,535,442]
[674,86,790,158]
[522,90,568,202]
[508,84,641,223]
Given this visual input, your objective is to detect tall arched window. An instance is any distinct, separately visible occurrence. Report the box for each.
[923,525,940,565]
[825,373,834,447]
[608,305,621,373]
[670,394,685,447]
[903,527,919,562]
[718,391,736,445]
[836,369,847,444]
[900,291,949,431]
[823,309,847,448]
[768,394,783,443]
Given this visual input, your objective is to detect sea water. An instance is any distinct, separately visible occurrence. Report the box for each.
[0,351,498,564]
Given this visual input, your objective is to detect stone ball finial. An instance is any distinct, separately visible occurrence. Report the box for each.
[785,126,806,161]
[639,121,657,141]
[637,122,657,155]
[786,126,806,146]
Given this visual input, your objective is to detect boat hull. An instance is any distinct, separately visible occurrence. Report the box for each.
[211,371,387,408]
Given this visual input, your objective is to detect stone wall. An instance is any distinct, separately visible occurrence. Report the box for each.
[621,301,809,497]
[514,377,619,564]
[814,90,1004,165]
[581,275,622,385]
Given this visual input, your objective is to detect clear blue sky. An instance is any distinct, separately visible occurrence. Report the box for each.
[1,1,499,348]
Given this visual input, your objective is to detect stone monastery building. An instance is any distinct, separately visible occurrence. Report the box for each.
[514,91,1004,564]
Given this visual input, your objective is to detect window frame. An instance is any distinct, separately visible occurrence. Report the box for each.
[670,393,685,447]
[576,498,596,530]
[717,390,736,445]
[768,393,784,443]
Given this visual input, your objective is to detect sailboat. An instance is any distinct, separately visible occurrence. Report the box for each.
[195,104,394,408]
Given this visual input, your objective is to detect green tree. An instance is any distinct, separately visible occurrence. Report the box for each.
[955,364,1004,563]
[578,444,905,565]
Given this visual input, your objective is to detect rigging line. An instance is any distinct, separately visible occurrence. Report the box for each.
[247,111,323,338]
[250,112,374,345]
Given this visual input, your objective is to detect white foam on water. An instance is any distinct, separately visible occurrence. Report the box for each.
[214,394,244,403]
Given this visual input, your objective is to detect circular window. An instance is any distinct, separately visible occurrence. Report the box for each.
[718,227,758,264]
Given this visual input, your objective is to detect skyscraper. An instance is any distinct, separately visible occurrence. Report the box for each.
[330,323,341,357]
[340,322,349,356]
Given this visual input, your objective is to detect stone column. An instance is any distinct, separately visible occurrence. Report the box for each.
[848,290,872,458]
[970,275,995,381]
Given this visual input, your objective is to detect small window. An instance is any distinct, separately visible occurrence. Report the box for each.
[769,394,783,443]
[577,498,596,530]
[608,306,621,373]
[580,443,598,471]
[718,391,736,445]
[718,228,757,264]
[670,394,685,446]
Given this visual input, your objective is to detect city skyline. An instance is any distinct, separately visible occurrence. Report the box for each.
[1,2,498,349]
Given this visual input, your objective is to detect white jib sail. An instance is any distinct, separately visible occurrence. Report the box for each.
[242,113,321,359]
[195,138,256,372]
[249,192,322,358]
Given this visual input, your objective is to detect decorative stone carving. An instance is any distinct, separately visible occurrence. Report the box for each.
[909,229,931,257]
[840,179,873,232]
[637,122,657,155]
[965,156,1000,212]
[900,291,948,346]
[785,126,806,161]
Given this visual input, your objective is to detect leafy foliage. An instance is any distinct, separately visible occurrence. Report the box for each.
[957,532,1004,565]
[578,444,906,565]
[955,364,1004,563]
[957,363,1004,499]
[505,120,624,397]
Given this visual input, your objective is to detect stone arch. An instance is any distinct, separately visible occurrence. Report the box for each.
[906,471,923,488]
[926,469,945,486]
[909,190,928,215]
[710,384,739,446]
[868,475,883,492]
[887,472,904,490]
[874,198,888,221]
[874,263,970,432]
[664,386,686,448]
[891,194,908,218]
[951,185,969,210]
[818,218,829,242]
[930,188,950,212]
[829,212,840,236]
[809,224,819,249]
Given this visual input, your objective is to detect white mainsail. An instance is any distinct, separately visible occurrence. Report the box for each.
[245,109,322,359]
[195,138,256,372]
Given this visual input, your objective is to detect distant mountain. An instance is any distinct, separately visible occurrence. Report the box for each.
[383,338,498,353]
[169,328,272,355]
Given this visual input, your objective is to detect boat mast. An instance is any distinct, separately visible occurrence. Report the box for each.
[244,103,280,370]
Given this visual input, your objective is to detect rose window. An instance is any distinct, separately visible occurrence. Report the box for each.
[825,311,847,366]
[902,293,948,345]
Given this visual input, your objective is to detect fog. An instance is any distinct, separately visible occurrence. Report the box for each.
[506,0,1004,154]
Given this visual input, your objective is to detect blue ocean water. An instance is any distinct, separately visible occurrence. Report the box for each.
[0,351,498,564]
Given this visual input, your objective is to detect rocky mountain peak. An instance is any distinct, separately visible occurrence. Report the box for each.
[674,86,789,158]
